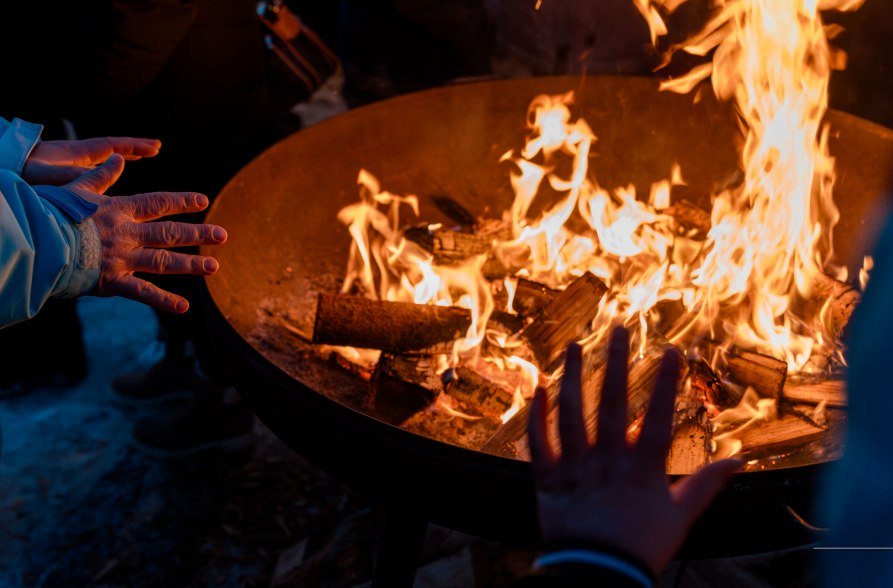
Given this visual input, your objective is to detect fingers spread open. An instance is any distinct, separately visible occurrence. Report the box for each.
[23,161,90,185]
[67,154,125,194]
[112,275,189,314]
[528,387,557,482]
[634,350,682,470]
[596,327,630,455]
[558,343,588,460]
[124,192,209,221]
[131,249,219,275]
[137,221,227,248]
[671,459,743,527]
[76,137,161,163]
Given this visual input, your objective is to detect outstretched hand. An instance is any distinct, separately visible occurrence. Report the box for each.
[23,136,161,185]
[528,327,742,576]
[67,154,227,313]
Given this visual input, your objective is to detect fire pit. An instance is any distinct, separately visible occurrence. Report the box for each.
[199,75,893,585]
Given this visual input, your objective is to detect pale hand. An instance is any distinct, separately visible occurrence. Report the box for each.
[23,136,161,185]
[68,154,226,313]
[528,328,743,576]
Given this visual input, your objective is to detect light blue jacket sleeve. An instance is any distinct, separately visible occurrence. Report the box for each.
[0,170,100,328]
[0,117,42,176]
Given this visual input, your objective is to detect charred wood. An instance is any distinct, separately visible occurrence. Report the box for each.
[372,354,442,424]
[313,293,471,353]
[521,273,607,371]
[442,367,514,419]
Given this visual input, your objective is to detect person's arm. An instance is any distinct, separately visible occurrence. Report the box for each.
[0,169,98,327]
[0,117,42,176]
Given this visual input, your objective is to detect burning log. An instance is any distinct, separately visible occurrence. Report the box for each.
[442,367,514,419]
[666,414,711,476]
[736,414,826,459]
[688,357,726,407]
[521,273,607,371]
[431,230,510,277]
[372,354,442,424]
[491,278,558,318]
[313,293,471,353]
[724,350,787,400]
[512,279,560,317]
[664,199,861,345]
[782,379,847,408]
[665,198,711,238]
[802,274,861,340]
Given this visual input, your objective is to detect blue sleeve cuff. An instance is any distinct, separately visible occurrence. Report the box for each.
[0,117,43,175]
[534,549,654,588]
[33,185,100,223]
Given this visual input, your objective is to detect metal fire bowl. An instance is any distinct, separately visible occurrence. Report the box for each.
[200,76,893,555]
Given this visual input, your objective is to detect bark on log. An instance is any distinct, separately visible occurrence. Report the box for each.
[313,293,471,353]
[725,350,787,400]
[521,273,608,371]
[782,379,847,408]
[372,354,442,424]
[443,367,514,419]
[736,415,825,459]
[666,414,711,475]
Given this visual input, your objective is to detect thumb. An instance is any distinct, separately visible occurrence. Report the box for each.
[66,153,125,194]
[671,458,743,527]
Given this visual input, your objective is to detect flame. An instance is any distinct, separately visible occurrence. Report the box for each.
[333,0,862,436]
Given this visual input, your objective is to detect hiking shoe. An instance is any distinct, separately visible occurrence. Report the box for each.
[131,399,254,460]
[111,356,196,406]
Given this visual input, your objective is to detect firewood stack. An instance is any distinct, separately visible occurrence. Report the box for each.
[307,199,853,467]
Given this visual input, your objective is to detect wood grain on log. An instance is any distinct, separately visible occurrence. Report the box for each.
[521,273,607,371]
[313,293,471,353]
[667,415,711,475]
[782,379,847,407]
[725,350,787,400]
[736,415,825,458]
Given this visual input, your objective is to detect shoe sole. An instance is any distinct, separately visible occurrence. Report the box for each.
[130,432,254,461]
[110,388,194,408]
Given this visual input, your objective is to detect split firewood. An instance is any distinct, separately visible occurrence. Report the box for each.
[429,194,477,228]
[313,293,471,353]
[664,200,860,342]
[802,274,861,341]
[431,230,510,277]
[514,279,560,316]
[724,350,787,400]
[736,414,825,459]
[782,379,847,408]
[666,413,711,475]
[372,354,442,424]
[481,341,668,457]
[521,273,608,371]
[442,367,514,419]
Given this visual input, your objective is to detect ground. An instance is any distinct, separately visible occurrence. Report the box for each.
[0,297,816,588]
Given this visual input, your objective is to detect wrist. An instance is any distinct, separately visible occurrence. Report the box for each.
[538,539,657,587]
